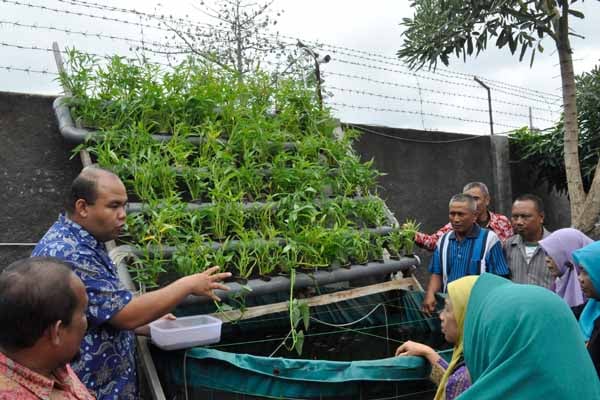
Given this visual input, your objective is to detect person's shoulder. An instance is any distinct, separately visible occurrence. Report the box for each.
[503,234,520,245]
[0,373,30,397]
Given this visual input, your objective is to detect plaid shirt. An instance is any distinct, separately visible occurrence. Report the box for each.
[415,211,513,251]
[0,352,94,400]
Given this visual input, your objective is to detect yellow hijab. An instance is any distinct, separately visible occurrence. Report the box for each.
[434,275,478,400]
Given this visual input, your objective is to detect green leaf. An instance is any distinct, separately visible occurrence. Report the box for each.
[294,330,305,355]
[519,42,528,62]
[568,9,585,19]
[299,302,310,330]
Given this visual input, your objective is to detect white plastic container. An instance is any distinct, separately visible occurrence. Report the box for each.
[150,315,222,350]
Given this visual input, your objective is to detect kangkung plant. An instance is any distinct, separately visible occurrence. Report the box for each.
[60,48,418,301]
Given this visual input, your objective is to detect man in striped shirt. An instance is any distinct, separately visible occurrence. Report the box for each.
[421,194,510,314]
[414,182,513,251]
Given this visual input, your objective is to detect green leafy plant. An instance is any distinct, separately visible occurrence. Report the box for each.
[287,269,310,355]
[400,220,421,256]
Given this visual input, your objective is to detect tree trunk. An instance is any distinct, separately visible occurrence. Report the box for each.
[579,160,600,232]
[556,8,586,228]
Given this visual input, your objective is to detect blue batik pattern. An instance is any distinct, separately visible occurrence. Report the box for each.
[32,214,137,400]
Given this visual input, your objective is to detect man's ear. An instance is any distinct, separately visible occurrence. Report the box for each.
[74,199,89,218]
[48,320,63,346]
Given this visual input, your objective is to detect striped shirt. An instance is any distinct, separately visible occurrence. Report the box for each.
[503,228,554,288]
[429,225,509,291]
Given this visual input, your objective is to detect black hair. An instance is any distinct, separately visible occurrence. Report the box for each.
[514,194,545,214]
[65,173,98,214]
[0,257,79,350]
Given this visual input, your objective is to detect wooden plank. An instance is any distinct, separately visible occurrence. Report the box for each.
[136,337,166,400]
[211,277,418,322]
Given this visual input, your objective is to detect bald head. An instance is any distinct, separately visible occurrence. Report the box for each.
[65,167,121,215]
[66,166,128,242]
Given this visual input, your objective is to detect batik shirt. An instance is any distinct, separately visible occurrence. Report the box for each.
[429,357,470,400]
[0,351,95,400]
[32,214,136,400]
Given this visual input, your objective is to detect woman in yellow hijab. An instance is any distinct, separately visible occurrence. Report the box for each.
[395,275,477,400]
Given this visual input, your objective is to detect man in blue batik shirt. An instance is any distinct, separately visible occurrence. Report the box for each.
[33,167,231,399]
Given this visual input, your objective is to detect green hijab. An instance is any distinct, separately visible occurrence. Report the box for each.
[459,273,600,399]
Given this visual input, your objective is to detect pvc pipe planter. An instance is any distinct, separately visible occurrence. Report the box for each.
[126,195,385,214]
[54,96,296,150]
[110,245,418,306]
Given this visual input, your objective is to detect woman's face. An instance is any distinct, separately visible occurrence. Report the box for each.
[440,298,459,344]
[545,255,562,278]
[579,268,600,300]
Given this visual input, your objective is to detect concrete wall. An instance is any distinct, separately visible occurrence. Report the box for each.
[350,124,514,282]
[350,124,511,232]
[0,92,568,276]
[510,160,571,230]
[0,91,81,267]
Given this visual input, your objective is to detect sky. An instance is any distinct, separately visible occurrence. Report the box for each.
[1,0,599,134]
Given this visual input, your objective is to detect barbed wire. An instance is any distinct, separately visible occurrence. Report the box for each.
[0,40,173,68]
[0,64,58,75]
[318,43,562,100]
[0,0,563,132]
[5,0,564,107]
[1,0,170,32]
[55,0,562,102]
[326,71,561,114]
[0,38,560,127]
[333,56,559,105]
[0,19,187,55]
[321,45,563,102]
[327,86,556,123]
[32,0,563,102]
[327,101,522,129]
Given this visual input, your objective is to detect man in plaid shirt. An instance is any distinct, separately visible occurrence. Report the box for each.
[414,182,513,251]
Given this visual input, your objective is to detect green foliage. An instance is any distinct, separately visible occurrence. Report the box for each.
[510,66,600,194]
[398,0,582,69]
[60,49,418,327]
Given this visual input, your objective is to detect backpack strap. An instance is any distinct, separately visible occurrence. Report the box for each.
[439,232,451,292]
[477,229,500,275]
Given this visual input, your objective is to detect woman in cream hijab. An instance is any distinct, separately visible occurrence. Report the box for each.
[395,275,477,400]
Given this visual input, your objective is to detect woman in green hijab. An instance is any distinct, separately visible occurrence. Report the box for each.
[458,273,600,399]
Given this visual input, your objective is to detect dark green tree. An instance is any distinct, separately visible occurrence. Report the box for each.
[511,66,600,195]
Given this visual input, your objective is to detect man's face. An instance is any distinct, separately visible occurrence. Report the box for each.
[511,200,543,240]
[449,201,477,235]
[59,275,88,365]
[464,187,489,219]
[79,174,128,242]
